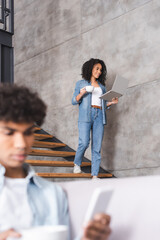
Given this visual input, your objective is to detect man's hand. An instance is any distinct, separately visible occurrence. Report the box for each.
[82,213,111,240]
[0,229,21,240]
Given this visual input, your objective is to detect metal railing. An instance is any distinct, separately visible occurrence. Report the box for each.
[0,0,14,34]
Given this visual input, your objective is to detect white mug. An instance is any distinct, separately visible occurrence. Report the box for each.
[18,225,68,240]
[85,86,94,92]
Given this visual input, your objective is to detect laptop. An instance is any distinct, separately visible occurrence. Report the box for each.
[100,75,129,101]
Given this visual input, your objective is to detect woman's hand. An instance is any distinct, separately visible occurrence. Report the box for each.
[80,87,87,96]
[0,229,21,240]
[81,213,111,240]
[76,87,87,102]
[107,97,118,107]
[111,97,118,104]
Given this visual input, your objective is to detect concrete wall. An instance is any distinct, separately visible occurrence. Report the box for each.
[14,0,160,177]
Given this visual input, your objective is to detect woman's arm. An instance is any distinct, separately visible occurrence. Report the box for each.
[72,82,87,105]
[72,82,84,105]
[76,87,87,102]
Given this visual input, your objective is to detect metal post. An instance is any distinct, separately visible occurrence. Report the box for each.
[10,46,13,83]
[9,0,14,34]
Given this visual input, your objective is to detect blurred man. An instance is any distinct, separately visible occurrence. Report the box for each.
[0,84,111,240]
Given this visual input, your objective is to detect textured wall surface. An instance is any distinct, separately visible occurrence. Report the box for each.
[14,0,160,177]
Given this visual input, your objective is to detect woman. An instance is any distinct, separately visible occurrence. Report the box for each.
[72,58,118,179]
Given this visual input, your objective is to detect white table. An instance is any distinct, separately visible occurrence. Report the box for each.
[60,175,160,240]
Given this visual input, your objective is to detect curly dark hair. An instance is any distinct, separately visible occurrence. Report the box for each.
[81,58,107,86]
[0,84,47,126]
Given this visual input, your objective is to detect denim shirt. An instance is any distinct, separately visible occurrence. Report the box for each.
[72,79,108,125]
[0,164,70,236]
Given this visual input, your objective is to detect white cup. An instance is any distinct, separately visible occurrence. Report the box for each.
[19,225,68,240]
[85,86,94,92]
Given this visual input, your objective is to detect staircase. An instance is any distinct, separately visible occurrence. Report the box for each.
[26,127,113,181]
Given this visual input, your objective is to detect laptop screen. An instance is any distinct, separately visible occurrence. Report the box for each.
[112,75,129,94]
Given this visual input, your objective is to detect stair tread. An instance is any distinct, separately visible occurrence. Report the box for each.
[26,160,91,167]
[32,129,113,178]
[34,127,41,131]
[29,149,75,157]
[34,133,53,140]
[33,141,66,148]
[36,172,113,178]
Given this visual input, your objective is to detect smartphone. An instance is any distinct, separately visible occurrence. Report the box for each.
[83,187,113,225]
[77,187,113,239]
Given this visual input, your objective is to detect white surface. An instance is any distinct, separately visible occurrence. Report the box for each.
[60,175,160,240]
[14,226,68,240]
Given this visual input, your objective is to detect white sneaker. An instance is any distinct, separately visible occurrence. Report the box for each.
[73,164,82,173]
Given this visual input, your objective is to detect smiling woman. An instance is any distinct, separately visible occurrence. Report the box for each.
[72,58,118,178]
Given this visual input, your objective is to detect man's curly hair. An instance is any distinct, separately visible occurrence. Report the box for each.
[0,84,47,126]
[81,58,107,86]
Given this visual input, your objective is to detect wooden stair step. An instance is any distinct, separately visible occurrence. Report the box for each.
[26,160,91,167]
[34,133,53,140]
[29,149,75,157]
[36,173,113,178]
[33,141,66,149]
[34,127,41,131]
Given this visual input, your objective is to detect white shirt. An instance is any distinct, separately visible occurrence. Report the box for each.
[91,87,102,106]
[0,176,33,231]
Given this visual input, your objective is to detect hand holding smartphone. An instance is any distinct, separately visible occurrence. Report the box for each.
[78,187,113,239]
[83,187,113,225]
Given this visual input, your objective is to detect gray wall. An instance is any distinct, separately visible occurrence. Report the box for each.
[14,0,160,177]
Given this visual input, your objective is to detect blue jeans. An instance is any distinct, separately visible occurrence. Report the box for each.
[74,108,104,176]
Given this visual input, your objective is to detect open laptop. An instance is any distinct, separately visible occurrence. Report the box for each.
[100,75,129,101]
